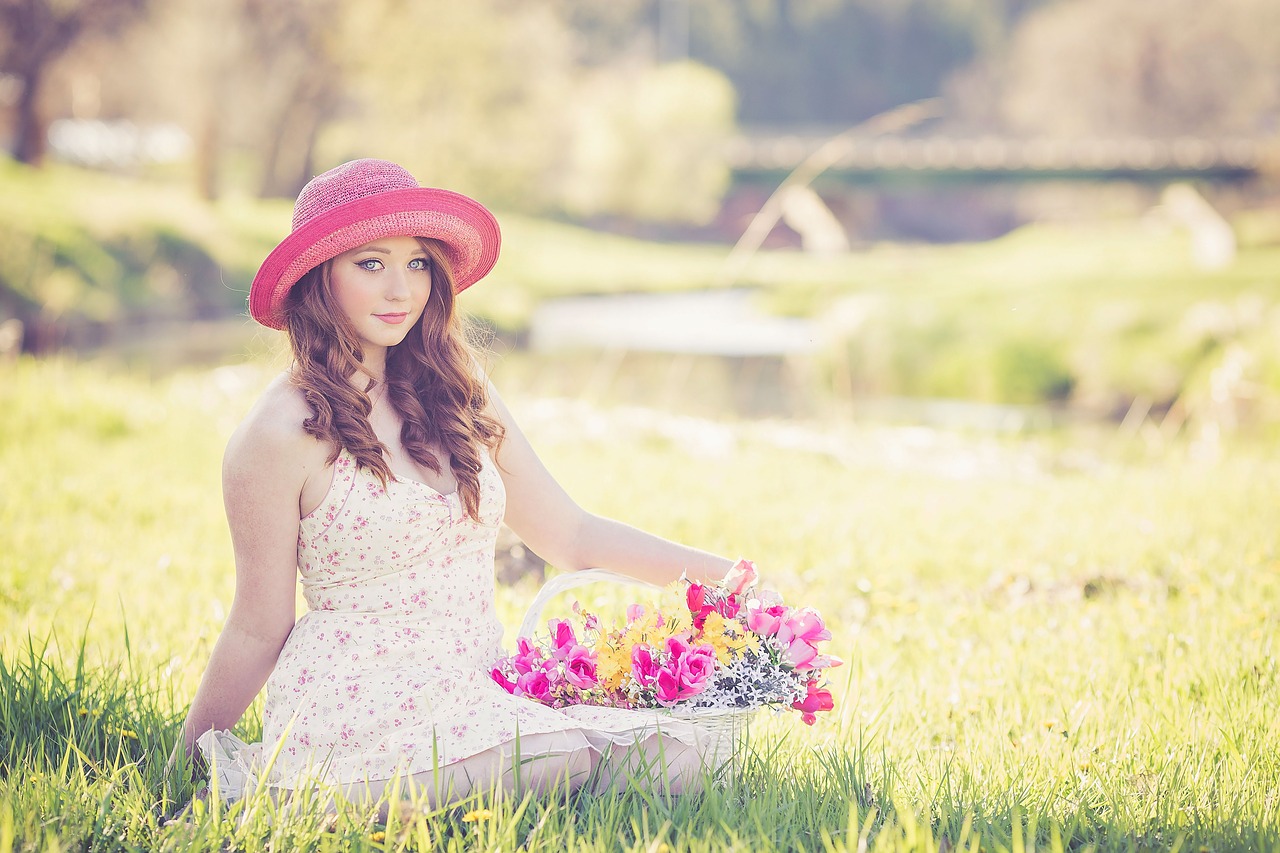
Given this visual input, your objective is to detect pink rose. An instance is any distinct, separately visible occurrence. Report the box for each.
[516,669,553,703]
[563,644,598,689]
[721,559,758,595]
[654,663,702,705]
[490,667,518,695]
[791,679,835,725]
[654,667,685,705]
[631,644,660,687]
[678,645,717,689]
[745,601,789,637]
[653,642,715,706]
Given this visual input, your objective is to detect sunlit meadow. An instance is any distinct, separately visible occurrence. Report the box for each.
[1,356,1277,851]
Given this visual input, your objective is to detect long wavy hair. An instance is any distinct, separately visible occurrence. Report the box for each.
[284,237,504,521]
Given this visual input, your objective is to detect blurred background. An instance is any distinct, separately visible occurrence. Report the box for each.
[2,0,1279,440]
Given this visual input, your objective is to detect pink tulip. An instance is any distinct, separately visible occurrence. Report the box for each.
[564,644,598,689]
[491,667,518,695]
[511,638,543,675]
[631,644,661,687]
[664,635,691,660]
[714,595,741,619]
[791,679,835,725]
[808,654,844,671]
[784,638,819,670]
[549,619,578,658]
[721,559,758,595]
[783,609,831,644]
[626,603,647,624]
[686,584,714,629]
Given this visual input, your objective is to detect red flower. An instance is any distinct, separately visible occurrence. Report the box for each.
[686,583,714,630]
[791,679,834,725]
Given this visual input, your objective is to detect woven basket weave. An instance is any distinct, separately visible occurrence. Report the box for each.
[518,569,751,780]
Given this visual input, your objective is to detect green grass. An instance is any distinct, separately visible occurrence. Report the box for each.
[2,357,1278,850]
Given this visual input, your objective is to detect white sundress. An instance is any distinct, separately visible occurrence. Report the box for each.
[198,445,709,797]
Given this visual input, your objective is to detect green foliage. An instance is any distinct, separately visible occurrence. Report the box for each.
[0,159,286,339]
[559,61,736,224]
[2,358,1280,849]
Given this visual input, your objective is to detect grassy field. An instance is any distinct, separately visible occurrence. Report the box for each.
[1,356,1277,851]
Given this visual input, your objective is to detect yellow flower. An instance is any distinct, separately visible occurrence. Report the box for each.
[462,808,493,823]
[369,830,386,842]
[113,728,139,740]
[699,611,757,664]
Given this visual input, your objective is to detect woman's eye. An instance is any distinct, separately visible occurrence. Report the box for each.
[357,259,383,271]
[408,258,429,271]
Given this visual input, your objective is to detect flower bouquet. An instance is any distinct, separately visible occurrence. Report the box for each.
[491,560,841,738]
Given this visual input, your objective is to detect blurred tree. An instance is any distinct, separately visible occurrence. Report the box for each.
[105,0,345,200]
[545,0,1056,128]
[322,0,577,209]
[0,0,149,164]
[559,61,735,223]
[970,0,1280,137]
[237,0,346,198]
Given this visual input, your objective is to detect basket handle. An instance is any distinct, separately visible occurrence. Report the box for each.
[517,568,660,640]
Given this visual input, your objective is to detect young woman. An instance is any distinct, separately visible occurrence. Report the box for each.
[178,159,737,805]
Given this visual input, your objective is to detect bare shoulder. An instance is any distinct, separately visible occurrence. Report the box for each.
[224,373,327,488]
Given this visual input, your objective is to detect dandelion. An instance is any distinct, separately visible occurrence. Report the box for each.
[462,808,493,823]
[369,830,386,842]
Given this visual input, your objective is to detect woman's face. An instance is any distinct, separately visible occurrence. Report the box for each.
[328,235,433,351]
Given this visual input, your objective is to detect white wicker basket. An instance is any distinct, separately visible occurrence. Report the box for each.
[517,569,751,781]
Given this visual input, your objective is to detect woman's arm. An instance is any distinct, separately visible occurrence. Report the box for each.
[179,391,316,757]
[489,384,733,586]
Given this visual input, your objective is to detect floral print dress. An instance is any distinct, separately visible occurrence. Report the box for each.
[197,446,707,795]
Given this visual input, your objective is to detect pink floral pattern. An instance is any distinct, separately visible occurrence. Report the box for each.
[217,446,705,789]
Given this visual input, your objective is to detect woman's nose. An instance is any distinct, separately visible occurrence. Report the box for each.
[385,268,411,300]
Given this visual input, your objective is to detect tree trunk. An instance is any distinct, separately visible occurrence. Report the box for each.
[12,69,47,165]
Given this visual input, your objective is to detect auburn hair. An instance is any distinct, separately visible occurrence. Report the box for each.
[284,237,504,521]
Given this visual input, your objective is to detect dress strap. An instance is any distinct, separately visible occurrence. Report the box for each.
[300,446,360,541]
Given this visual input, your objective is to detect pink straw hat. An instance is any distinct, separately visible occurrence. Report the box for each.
[249,159,501,330]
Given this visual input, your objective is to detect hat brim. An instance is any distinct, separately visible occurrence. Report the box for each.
[249,187,500,330]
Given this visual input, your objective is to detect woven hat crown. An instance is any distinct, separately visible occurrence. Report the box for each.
[292,159,420,231]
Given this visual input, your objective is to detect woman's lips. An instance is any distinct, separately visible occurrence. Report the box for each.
[374,313,409,325]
